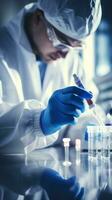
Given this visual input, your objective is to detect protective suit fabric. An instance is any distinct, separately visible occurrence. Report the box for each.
[0,3,85,153]
[37,0,102,40]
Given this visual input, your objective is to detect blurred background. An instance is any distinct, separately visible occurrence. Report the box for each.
[0,0,112,114]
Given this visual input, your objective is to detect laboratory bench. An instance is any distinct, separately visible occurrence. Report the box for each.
[0,147,112,200]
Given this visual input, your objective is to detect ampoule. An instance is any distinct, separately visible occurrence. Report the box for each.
[73,74,104,126]
[63,138,72,166]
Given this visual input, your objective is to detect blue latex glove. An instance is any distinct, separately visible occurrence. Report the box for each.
[40,86,92,135]
[40,168,84,200]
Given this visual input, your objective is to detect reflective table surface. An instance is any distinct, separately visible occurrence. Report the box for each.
[0,147,112,200]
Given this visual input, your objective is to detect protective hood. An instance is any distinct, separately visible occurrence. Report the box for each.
[37,0,102,40]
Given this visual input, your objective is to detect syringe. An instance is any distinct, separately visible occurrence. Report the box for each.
[73,74,104,126]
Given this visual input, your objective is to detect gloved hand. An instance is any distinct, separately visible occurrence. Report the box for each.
[40,86,93,135]
[40,168,84,200]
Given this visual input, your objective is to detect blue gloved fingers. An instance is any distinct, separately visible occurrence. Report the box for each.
[57,93,85,111]
[75,109,82,117]
[54,101,83,117]
[40,168,63,188]
[72,109,81,117]
[75,187,84,200]
[61,86,93,99]
[66,176,76,187]
[49,96,80,120]
[54,93,85,112]
[70,182,80,196]
[52,109,76,125]
[70,183,84,200]
[58,93,84,105]
[66,177,84,200]
[66,177,84,198]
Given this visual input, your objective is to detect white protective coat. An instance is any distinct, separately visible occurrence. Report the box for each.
[0,3,86,153]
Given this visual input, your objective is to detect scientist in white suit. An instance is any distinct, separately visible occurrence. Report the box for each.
[0,0,102,153]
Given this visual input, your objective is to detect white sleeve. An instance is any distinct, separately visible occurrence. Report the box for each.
[0,59,58,152]
[0,94,59,153]
[19,100,59,153]
[0,99,44,147]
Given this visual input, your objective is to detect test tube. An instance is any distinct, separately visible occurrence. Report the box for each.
[63,138,72,166]
[73,74,104,126]
[73,74,95,109]
[101,126,111,159]
[87,126,101,160]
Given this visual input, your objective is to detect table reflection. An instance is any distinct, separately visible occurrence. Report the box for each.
[0,147,112,200]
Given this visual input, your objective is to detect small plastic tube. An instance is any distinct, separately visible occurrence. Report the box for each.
[75,139,81,165]
[75,139,81,151]
[63,138,72,166]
